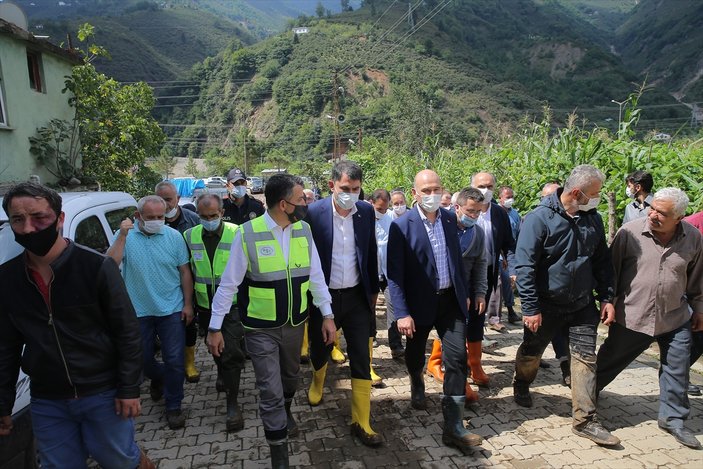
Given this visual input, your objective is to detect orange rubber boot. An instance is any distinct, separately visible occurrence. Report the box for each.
[465,382,479,403]
[467,341,490,386]
[426,339,444,383]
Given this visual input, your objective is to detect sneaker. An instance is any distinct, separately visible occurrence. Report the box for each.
[488,323,507,333]
[688,384,701,396]
[513,384,533,408]
[572,420,620,446]
[165,409,185,429]
[149,379,163,401]
[482,338,498,350]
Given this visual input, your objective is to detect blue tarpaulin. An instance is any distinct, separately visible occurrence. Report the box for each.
[169,178,205,197]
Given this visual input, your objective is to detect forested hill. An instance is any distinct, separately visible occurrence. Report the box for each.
[160,0,686,167]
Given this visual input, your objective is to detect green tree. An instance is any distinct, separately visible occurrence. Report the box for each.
[185,155,200,178]
[316,1,325,18]
[150,148,176,179]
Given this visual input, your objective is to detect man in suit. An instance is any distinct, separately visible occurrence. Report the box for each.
[387,169,483,451]
[305,160,383,447]
[468,172,515,384]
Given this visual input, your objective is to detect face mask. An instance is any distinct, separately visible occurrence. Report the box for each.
[285,201,308,223]
[393,204,407,215]
[200,218,221,232]
[334,191,359,210]
[478,188,493,203]
[165,206,178,219]
[231,185,247,199]
[625,186,635,199]
[374,210,386,220]
[14,217,60,257]
[141,219,164,234]
[503,198,514,209]
[578,192,600,212]
[460,214,477,229]
[419,194,442,213]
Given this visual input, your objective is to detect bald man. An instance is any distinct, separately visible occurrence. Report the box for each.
[387,170,482,451]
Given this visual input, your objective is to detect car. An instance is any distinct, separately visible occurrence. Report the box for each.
[249,177,264,194]
[0,191,137,469]
[204,176,226,188]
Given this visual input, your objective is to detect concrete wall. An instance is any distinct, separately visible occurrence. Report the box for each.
[0,34,77,185]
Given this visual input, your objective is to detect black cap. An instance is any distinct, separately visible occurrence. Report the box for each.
[226,168,246,183]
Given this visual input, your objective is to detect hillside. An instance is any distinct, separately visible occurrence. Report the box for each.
[615,0,703,102]
[160,0,688,166]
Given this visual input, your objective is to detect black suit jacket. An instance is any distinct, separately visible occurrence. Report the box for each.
[485,200,516,292]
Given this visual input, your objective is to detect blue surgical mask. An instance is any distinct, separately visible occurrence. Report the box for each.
[460,214,477,229]
[231,185,247,198]
[200,218,221,232]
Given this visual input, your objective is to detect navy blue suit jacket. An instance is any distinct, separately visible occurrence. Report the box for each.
[486,201,516,292]
[304,197,379,302]
[387,206,469,327]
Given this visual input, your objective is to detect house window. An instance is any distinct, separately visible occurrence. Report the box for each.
[27,51,44,92]
[0,84,6,126]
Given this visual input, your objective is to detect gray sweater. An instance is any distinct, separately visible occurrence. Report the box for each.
[459,226,488,298]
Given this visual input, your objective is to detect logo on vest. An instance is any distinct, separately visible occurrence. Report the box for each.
[249,212,258,220]
[258,245,275,257]
[193,251,204,261]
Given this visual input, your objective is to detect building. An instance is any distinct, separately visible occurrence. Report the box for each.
[0,17,81,189]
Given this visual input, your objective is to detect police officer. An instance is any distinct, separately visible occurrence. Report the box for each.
[183,194,245,432]
[207,173,335,469]
[223,168,265,225]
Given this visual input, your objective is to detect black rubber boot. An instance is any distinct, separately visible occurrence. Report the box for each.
[409,370,427,410]
[560,360,571,388]
[284,397,298,437]
[215,362,225,393]
[224,368,243,432]
[269,439,289,469]
[441,395,483,450]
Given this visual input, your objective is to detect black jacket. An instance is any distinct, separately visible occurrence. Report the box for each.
[515,189,614,317]
[0,242,142,415]
[222,195,265,225]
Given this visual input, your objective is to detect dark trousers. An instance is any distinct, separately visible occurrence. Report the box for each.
[514,302,599,426]
[198,306,246,375]
[691,330,703,364]
[597,322,691,429]
[499,262,514,309]
[405,290,467,397]
[309,284,372,380]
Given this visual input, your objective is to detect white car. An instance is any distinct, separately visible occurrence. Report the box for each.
[0,191,137,469]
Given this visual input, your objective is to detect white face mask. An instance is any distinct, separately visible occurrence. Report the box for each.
[478,187,493,203]
[393,204,407,215]
[625,186,635,199]
[141,219,164,234]
[419,194,442,213]
[374,209,386,220]
[502,198,514,209]
[231,185,247,199]
[164,206,178,219]
[578,192,600,212]
[334,191,359,210]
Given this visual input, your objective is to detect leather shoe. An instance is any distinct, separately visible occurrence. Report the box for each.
[572,420,620,446]
[659,424,702,449]
[688,384,702,396]
[508,311,521,324]
[350,423,384,447]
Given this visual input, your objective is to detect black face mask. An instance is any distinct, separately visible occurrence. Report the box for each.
[285,201,308,223]
[14,216,60,257]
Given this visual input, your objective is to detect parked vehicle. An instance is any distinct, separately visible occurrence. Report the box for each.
[0,191,137,469]
[249,176,264,194]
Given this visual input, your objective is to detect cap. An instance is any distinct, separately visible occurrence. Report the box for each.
[226,168,246,183]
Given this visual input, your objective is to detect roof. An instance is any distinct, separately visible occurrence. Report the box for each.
[0,17,82,65]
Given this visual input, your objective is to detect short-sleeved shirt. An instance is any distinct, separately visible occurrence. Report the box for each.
[115,226,190,317]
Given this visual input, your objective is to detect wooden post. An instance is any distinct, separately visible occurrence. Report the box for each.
[607,191,617,245]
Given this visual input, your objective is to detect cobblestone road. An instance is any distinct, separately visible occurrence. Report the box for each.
[136,303,703,468]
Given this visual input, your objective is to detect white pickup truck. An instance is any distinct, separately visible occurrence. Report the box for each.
[0,191,137,469]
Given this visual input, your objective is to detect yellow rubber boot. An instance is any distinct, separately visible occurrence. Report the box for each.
[369,338,383,387]
[300,323,309,363]
[350,378,383,447]
[307,363,328,406]
[331,330,346,364]
[184,345,200,383]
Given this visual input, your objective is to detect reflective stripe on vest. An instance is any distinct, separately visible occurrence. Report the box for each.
[184,222,238,309]
[239,216,312,329]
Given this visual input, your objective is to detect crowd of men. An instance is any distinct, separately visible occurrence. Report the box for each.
[0,162,701,468]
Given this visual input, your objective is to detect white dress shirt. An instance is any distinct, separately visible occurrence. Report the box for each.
[209,211,333,330]
[478,204,494,266]
[375,211,393,278]
[329,198,361,289]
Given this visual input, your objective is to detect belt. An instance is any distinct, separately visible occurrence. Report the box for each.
[436,287,454,296]
[329,284,361,294]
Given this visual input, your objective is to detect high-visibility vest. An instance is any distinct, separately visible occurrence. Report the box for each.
[184,222,238,309]
[238,216,312,329]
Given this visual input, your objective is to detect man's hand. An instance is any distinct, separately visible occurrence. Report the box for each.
[475,295,486,315]
[510,275,517,288]
[118,218,134,237]
[207,331,224,357]
[181,305,194,325]
[523,313,542,333]
[397,316,416,339]
[600,302,616,325]
[115,398,141,419]
[691,312,703,332]
[0,416,12,436]
[321,317,336,345]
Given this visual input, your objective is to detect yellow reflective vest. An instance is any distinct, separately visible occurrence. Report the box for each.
[238,216,312,329]
[184,222,237,309]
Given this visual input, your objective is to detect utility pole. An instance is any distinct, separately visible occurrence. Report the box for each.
[331,72,341,161]
[408,2,415,29]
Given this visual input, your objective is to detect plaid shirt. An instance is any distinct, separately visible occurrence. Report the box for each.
[417,206,451,290]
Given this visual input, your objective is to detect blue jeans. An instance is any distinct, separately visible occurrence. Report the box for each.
[31,389,140,469]
[139,312,185,411]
